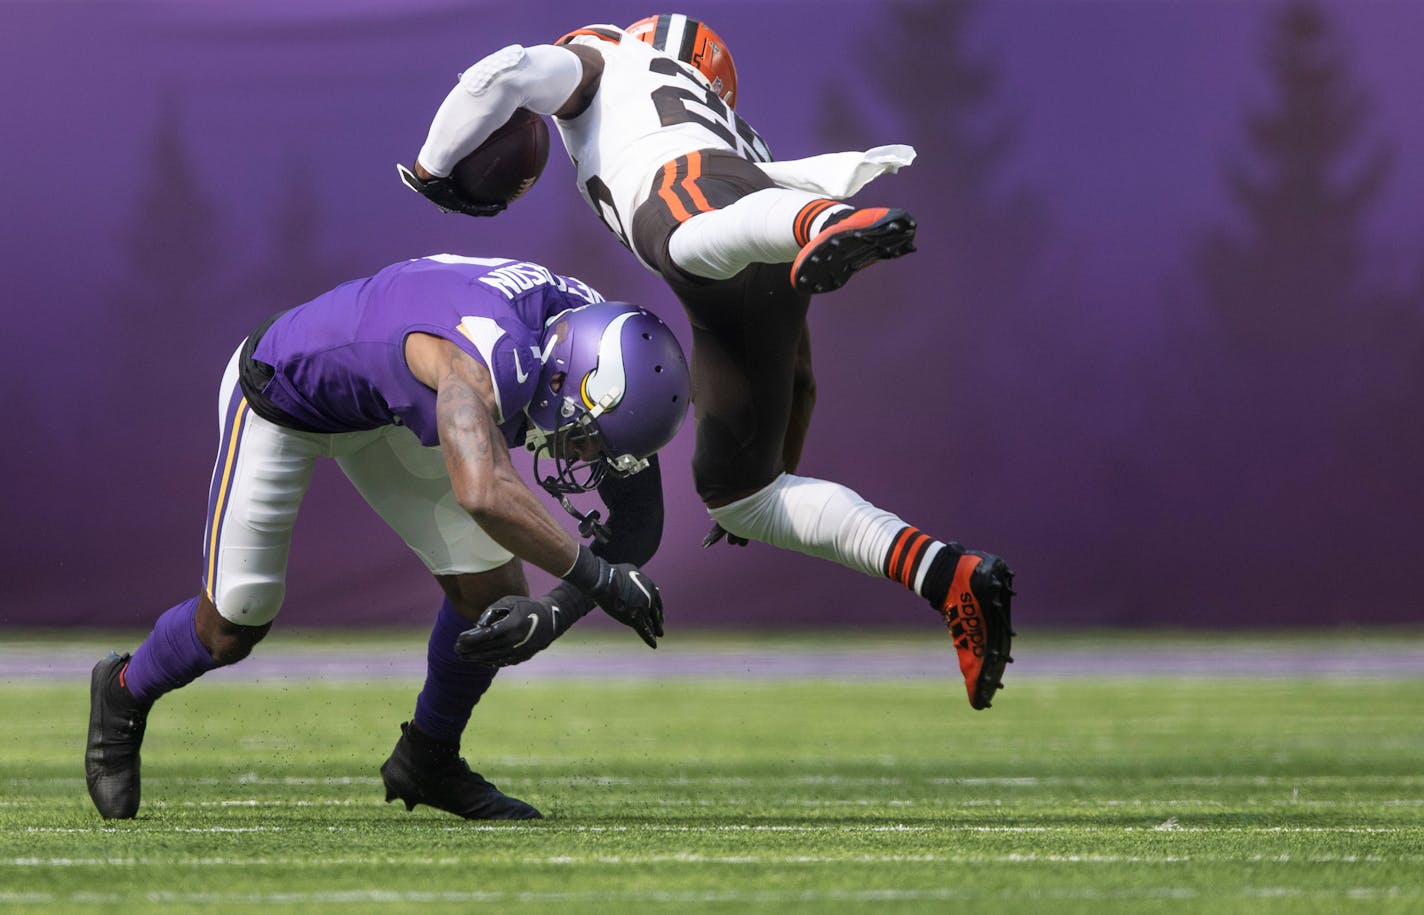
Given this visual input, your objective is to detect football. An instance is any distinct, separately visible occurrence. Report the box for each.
[449,108,550,206]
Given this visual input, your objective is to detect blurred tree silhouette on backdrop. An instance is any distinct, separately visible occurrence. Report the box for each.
[112,92,228,367]
[818,0,1046,329]
[100,93,238,613]
[1129,0,1420,622]
[245,158,368,317]
[1197,0,1392,363]
[809,0,1048,525]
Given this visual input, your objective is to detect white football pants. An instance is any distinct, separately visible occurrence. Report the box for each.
[201,347,513,626]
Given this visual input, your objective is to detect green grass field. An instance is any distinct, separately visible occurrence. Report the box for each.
[2,632,1422,913]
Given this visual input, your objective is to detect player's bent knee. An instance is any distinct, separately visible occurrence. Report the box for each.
[693,472,771,512]
[691,453,778,510]
[704,474,784,537]
[437,562,530,622]
[211,580,284,629]
[205,627,268,666]
[197,594,273,666]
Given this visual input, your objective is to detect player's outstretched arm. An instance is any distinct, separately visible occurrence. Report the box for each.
[408,333,579,577]
[413,44,598,180]
[407,333,666,651]
[401,44,603,217]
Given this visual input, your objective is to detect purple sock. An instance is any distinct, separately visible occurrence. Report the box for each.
[124,597,220,704]
[412,599,497,745]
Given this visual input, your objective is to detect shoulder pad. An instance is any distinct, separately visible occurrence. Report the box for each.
[458,44,526,95]
[555,25,622,46]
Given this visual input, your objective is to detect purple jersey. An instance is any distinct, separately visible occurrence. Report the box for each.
[249,255,605,446]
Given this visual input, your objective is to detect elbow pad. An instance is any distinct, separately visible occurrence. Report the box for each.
[418,44,580,177]
[419,44,580,176]
[457,43,583,115]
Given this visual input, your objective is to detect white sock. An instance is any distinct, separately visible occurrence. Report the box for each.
[707,473,944,588]
[667,190,851,280]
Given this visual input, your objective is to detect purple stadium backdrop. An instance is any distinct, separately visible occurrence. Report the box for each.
[2,0,1421,630]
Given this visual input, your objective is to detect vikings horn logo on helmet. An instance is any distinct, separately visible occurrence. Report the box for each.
[625,14,738,107]
[522,303,688,538]
[579,311,637,411]
[524,301,690,494]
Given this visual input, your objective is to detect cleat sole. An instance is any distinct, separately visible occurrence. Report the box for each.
[791,209,917,294]
[964,555,1015,711]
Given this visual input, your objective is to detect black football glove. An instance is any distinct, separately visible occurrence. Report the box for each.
[563,545,664,649]
[454,586,592,667]
[396,163,506,217]
[702,521,749,548]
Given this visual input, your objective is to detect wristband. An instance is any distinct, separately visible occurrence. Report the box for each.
[561,544,605,594]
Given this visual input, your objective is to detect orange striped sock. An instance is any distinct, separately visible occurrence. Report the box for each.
[882,525,951,600]
[792,199,851,247]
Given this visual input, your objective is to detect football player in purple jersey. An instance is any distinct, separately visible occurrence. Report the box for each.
[85,254,690,821]
[401,15,1016,712]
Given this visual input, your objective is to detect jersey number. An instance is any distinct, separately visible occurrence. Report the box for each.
[647,58,771,163]
[584,58,772,245]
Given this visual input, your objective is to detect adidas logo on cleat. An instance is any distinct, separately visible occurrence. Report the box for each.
[945,591,987,658]
[936,551,1016,710]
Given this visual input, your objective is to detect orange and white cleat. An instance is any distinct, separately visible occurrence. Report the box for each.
[790,207,917,294]
[937,550,1016,710]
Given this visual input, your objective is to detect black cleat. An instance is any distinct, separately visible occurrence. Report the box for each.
[380,721,542,820]
[935,550,1016,710]
[790,207,917,294]
[85,652,151,819]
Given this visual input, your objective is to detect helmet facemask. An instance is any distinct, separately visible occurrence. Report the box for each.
[523,302,689,540]
[526,397,650,494]
[525,406,623,542]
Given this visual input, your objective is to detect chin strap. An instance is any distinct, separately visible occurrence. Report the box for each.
[541,478,612,543]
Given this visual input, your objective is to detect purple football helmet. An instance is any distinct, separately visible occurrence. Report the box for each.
[525,301,689,500]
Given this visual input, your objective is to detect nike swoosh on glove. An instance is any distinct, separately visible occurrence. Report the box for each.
[454,588,590,666]
[563,546,665,649]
